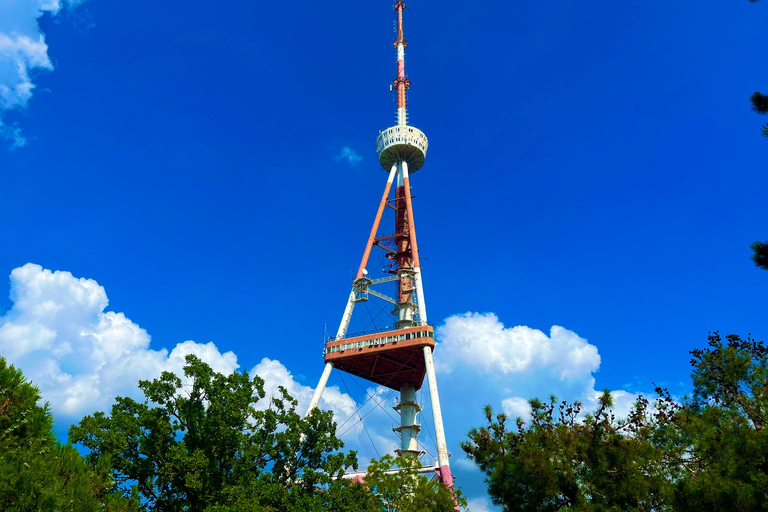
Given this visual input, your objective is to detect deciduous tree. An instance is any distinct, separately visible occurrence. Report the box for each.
[69,354,370,512]
[364,454,467,512]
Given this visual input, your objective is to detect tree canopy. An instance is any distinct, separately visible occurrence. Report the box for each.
[68,354,370,512]
[67,354,462,512]
[462,332,768,511]
[364,454,466,512]
[750,241,768,270]
[747,0,768,137]
[750,92,768,138]
[0,357,138,511]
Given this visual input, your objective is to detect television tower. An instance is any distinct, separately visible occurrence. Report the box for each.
[304,0,454,490]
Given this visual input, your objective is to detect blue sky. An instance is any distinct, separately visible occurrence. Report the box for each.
[1,0,767,509]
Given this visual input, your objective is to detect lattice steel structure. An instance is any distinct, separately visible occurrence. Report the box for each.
[304,0,455,492]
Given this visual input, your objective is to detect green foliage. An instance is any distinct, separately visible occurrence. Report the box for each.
[463,332,768,511]
[0,353,490,512]
[364,454,467,512]
[747,3,765,134]
[751,92,768,114]
[750,92,768,139]
[69,354,369,512]
[462,390,679,511]
[0,357,137,511]
[676,333,768,511]
[750,241,768,270]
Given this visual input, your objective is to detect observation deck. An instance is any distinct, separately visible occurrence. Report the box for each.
[324,325,434,391]
[376,125,428,172]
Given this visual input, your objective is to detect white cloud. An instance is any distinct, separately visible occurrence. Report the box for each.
[436,312,612,417]
[0,118,28,148]
[0,262,383,459]
[0,263,240,417]
[434,314,641,429]
[433,312,642,510]
[467,497,494,512]
[0,264,644,510]
[453,456,479,472]
[250,357,357,425]
[336,145,362,165]
[0,263,408,471]
[0,0,85,146]
[501,396,531,423]
[435,313,640,411]
[437,313,600,381]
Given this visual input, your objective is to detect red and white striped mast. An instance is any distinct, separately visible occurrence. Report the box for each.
[304,0,455,494]
[394,0,410,127]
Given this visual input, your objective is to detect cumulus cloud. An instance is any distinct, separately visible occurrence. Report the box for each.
[436,312,608,411]
[336,145,362,165]
[467,498,494,512]
[436,313,640,410]
[501,396,532,423]
[0,264,240,417]
[0,0,85,146]
[0,263,643,509]
[0,263,378,457]
[432,312,642,509]
[438,313,600,381]
[251,357,356,425]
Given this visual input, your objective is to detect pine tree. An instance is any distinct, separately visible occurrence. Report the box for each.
[0,357,137,511]
[750,91,768,138]
[750,241,768,270]
[747,0,768,138]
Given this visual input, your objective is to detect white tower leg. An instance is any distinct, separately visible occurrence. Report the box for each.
[336,289,357,339]
[305,362,333,418]
[423,346,453,488]
[414,268,427,325]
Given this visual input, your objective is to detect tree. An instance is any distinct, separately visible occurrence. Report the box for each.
[462,390,680,511]
[463,332,768,511]
[0,357,137,512]
[746,0,768,138]
[364,454,467,512]
[750,92,768,138]
[69,354,370,512]
[750,241,768,270]
[674,332,768,511]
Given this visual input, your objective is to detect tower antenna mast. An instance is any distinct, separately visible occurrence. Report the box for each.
[394,0,410,127]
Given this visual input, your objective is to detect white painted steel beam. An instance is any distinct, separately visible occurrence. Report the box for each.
[336,289,356,339]
[414,268,427,325]
[423,346,453,488]
[339,464,439,480]
[305,362,333,418]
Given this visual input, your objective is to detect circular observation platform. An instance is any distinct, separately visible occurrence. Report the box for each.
[376,125,429,172]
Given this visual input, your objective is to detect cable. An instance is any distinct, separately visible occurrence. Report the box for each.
[342,363,439,461]
[348,373,403,426]
[338,389,396,438]
[362,300,389,332]
[336,351,418,436]
[420,385,438,458]
[339,372,380,459]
